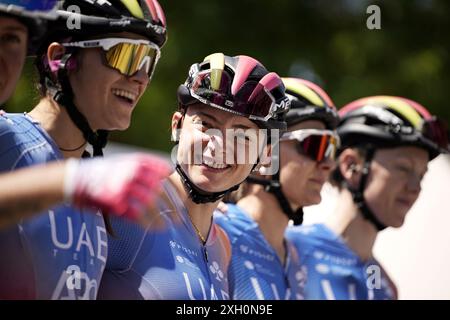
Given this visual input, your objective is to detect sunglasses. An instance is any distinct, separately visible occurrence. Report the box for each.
[62,38,161,79]
[281,129,340,162]
[187,68,290,122]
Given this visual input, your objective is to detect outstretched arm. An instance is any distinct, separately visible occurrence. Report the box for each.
[0,153,171,229]
[0,162,65,228]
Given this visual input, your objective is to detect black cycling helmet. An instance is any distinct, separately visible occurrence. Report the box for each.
[35,0,168,157]
[336,95,449,231]
[283,77,339,130]
[175,53,290,204]
[177,53,289,131]
[0,0,58,54]
[247,77,339,225]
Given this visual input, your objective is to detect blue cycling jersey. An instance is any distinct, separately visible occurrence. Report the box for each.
[0,113,107,299]
[214,204,302,300]
[98,180,231,300]
[286,223,397,300]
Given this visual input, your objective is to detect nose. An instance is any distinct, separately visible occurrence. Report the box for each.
[130,67,149,87]
[406,172,422,194]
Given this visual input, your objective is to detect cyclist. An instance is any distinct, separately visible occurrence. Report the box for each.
[214,77,339,299]
[0,0,168,299]
[286,96,449,299]
[0,0,56,104]
[98,53,290,300]
[0,0,169,229]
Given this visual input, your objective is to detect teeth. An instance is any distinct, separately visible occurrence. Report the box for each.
[203,157,228,169]
[112,89,137,102]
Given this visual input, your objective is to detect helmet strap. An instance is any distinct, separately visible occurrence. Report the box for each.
[175,163,240,204]
[345,147,387,231]
[49,53,112,234]
[246,170,304,226]
[53,53,109,157]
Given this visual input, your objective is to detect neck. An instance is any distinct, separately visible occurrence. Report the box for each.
[325,188,378,261]
[237,185,290,264]
[28,97,86,159]
[168,173,217,240]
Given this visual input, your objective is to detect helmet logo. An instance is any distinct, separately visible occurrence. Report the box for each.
[188,64,200,82]
[272,97,290,115]
[146,22,165,34]
[110,20,132,27]
[66,5,81,30]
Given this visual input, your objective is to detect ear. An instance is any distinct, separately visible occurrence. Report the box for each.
[338,148,363,188]
[47,42,66,63]
[171,111,184,142]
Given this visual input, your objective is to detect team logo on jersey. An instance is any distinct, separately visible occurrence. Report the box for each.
[209,261,225,282]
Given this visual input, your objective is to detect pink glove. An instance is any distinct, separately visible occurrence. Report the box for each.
[64,153,171,220]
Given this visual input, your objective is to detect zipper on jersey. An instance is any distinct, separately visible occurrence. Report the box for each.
[203,246,209,263]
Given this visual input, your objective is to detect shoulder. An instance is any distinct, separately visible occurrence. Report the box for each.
[213,203,253,228]
[213,203,254,240]
[371,257,398,299]
[286,224,325,244]
[0,113,55,170]
[0,113,30,140]
[286,224,337,260]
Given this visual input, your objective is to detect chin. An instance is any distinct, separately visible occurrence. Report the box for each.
[117,123,131,131]
[390,219,405,229]
[106,119,131,131]
[197,179,234,193]
[304,191,322,206]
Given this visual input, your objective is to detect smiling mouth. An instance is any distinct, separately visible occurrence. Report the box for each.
[200,157,232,171]
[112,89,138,105]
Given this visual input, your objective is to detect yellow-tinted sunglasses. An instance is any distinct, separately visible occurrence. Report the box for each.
[62,38,161,79]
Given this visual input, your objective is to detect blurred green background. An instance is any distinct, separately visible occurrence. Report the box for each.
[3,0,449,153]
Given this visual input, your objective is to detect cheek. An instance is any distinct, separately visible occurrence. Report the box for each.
[177,128,203,162]
[364,172,400,212]
[280,162,303,188]
[234,163,253,183]
[1,51,24,79]
[72,54,118,99]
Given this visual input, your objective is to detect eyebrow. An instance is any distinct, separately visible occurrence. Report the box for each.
[195,111,218,124]
[395,155,428,172]
[1,25,27,33]
[195,112,253,130]
[233,124,253,130]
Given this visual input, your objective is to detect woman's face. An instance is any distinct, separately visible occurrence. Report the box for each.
[67,32,150,131]
[173,103,263,194]
[0,16,28,104]
[279,120,336,209]
[363,146,429,228]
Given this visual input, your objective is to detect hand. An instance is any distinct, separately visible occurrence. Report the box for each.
[64,153,171,221]
[216,201,229,213]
